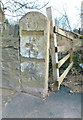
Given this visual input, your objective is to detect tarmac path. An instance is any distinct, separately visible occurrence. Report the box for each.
[2,85,82,118]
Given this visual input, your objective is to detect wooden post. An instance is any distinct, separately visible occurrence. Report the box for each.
[70,40,73,63]
[46,7,59,90]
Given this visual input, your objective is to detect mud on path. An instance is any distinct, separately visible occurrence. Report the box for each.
[1,88,16,108]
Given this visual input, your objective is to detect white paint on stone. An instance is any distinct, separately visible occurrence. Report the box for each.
[21,62,28,72]
[20,36,46,59]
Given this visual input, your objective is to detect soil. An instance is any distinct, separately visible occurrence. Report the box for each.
[62,67,83,93]
[1,88,16,109]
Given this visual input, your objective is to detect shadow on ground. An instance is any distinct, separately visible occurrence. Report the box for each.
[2,85,82,118]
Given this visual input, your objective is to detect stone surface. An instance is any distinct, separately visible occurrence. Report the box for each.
[20,12,50,96]
[1,36,20,90]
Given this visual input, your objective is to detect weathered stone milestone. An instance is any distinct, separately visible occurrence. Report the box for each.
[20,12,50,97]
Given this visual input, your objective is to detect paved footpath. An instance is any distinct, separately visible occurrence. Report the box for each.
[2,85,82,118]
